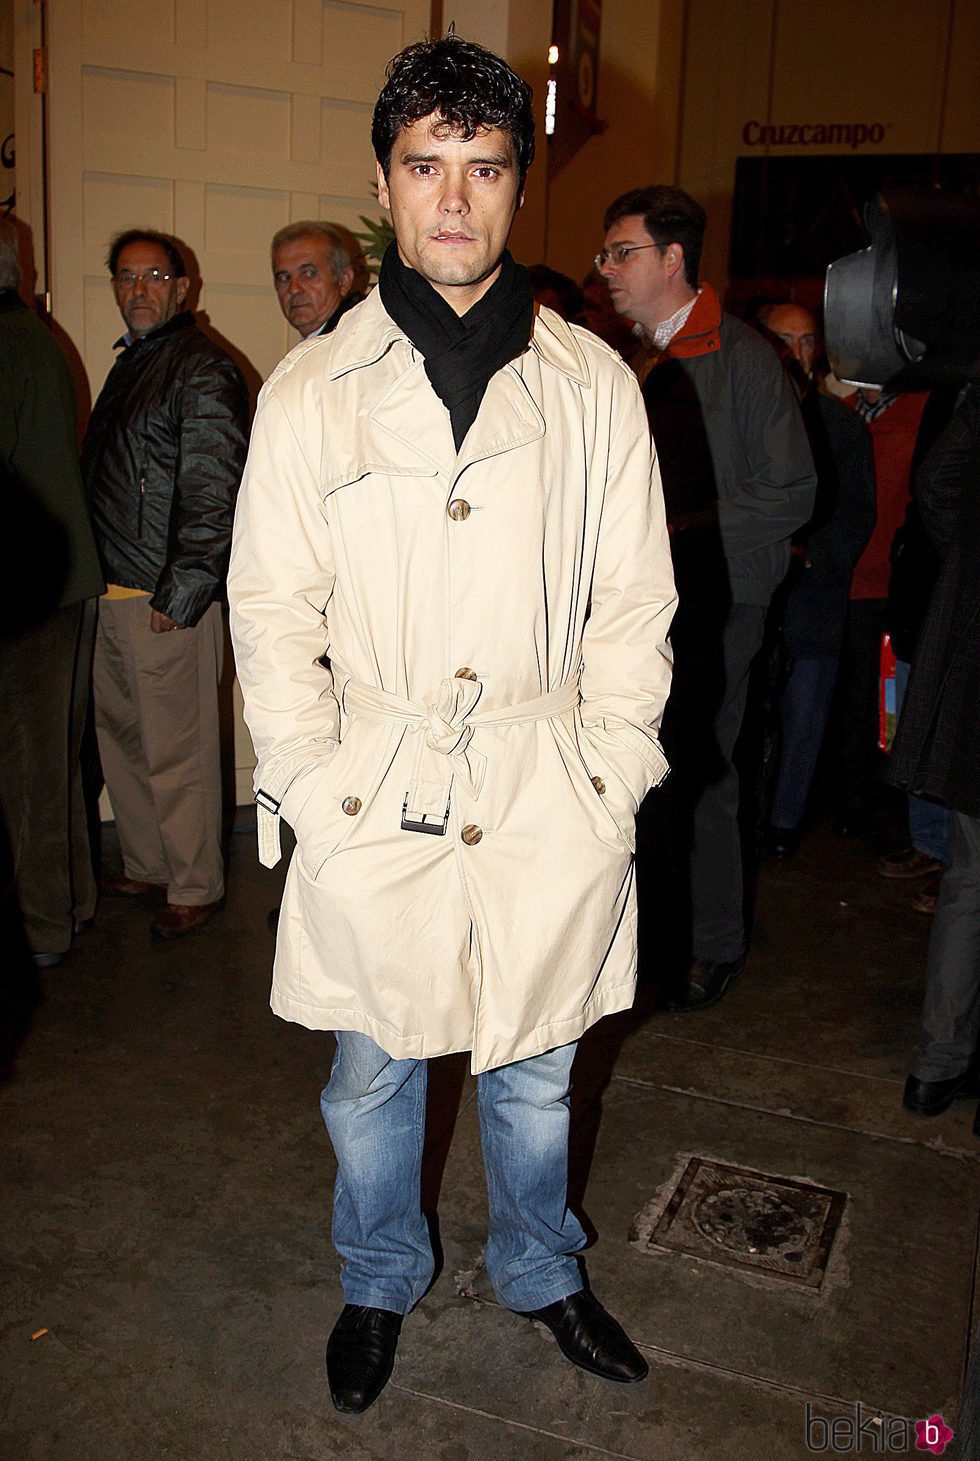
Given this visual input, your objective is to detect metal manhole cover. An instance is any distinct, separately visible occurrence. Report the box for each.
[641,1158,846,1289]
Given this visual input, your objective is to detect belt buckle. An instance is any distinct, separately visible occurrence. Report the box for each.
[400,794,449,836]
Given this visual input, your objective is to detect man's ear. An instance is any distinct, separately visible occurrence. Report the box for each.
[339,266,355,297]
[175,276,190,307]
[665,245,685,280]
[376,161,390,210]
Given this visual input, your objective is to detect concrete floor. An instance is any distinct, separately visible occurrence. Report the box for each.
[2,815,978,1459]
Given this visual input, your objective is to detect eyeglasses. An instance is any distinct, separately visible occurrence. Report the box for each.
[113,268,174,288]
[593,243,663,270]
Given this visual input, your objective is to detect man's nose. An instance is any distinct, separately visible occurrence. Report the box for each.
[440,176,469,215]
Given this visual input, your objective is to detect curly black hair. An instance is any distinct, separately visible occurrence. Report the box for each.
[372,35,535,186]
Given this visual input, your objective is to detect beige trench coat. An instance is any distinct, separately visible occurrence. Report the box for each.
[228,290,676,1073]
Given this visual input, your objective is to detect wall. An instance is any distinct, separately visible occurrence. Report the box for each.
[677,0,980,289]
[13,0,429,804]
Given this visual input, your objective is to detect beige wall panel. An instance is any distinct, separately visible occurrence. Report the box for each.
[175,0,208,50]
[37,0,489,806]
[174,180,208,255]
[82,67,177,146]
[767,0,949,154]
[199,283,290,384]
[321,98,376,175]
[319,1,406,97]
[204,183,290,256]
[319,196,382,234]
[207,82,292,158]
[207,0,295,67]
[83,173,176,273]
[82,0,177,49]
[175,76,207,150]
[82,276,127,393]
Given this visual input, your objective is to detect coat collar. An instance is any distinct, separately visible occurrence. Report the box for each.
[113,309,195,353]
[650,282,722,364]
[319,290,589,485]
[326,287,591,388]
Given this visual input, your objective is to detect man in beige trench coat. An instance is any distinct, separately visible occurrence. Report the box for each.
[228,36,676,1414]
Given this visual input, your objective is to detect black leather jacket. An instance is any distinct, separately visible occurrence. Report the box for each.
[82,312,249,626]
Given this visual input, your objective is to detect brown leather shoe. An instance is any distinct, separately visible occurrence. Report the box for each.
[100,874,168,898]
[150,901,222,940]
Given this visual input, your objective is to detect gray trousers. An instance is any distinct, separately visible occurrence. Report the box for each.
[93,596,224,906]
[912,809,980,1081]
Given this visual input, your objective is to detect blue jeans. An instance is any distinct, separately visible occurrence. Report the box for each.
[320,1031,587,1315]
[895,659,951,862]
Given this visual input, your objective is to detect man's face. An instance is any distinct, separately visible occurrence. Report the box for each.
[763,304,817,377]
[600,214,673,330]
[273,235,353,336]
[112,241,188,339]
[376,114,523,315]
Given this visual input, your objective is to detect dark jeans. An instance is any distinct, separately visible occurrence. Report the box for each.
[0,599,97,954]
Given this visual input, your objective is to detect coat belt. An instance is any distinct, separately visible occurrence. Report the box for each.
[343,675,582,800]
[256,677,581,867]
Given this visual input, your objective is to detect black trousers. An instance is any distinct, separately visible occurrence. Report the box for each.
[0,599,97,954]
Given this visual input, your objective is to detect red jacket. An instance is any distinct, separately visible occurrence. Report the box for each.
[846,392,929,600]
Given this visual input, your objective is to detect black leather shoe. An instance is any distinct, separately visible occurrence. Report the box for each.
[903,1070,980,1117]
[666,957,744,1013]
[524,1291,648,1383]
[326,1304,403,1414]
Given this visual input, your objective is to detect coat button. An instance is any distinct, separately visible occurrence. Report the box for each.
[455,667,477,681]
[341,796,361,816]
[447,499,471,521]
[591,775,606,795]
[461,824,483,845]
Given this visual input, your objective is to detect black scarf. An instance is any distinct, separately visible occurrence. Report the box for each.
[379,243,534,451]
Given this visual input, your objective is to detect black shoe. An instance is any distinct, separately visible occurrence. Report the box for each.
[903,1071,980,1117]
[326,1304,403,1414]
[666,957,744,1013]
[524,1291,648,1383]
[766,825,801,859]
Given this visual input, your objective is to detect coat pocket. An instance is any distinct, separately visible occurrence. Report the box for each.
[284,720,403,880]
[551,716,636,854]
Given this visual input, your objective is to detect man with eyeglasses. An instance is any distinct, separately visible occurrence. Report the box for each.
[599,186,815,1011]
[82,229,249,940]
